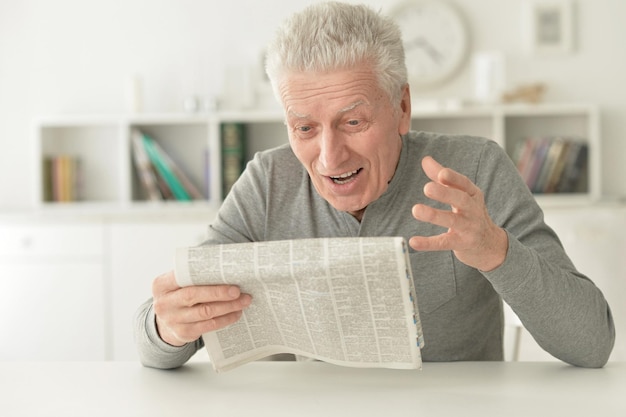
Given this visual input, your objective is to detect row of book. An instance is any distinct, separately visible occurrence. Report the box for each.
[42,155,81,202]
[512,137,588,194]
[132,123,247,202]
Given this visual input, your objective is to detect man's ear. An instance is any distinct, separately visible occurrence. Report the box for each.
[398,84,412,135]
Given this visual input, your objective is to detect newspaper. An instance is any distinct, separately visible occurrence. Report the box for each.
[175,236,424,372]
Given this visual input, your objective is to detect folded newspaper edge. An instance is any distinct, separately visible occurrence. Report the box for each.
[175,236,424,372]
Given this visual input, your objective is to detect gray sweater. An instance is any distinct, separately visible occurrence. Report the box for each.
[134,131,615,368]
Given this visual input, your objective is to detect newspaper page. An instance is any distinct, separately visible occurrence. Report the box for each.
[175,236,424,372]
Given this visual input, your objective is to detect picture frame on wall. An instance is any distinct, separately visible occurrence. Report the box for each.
[524,0,574,56]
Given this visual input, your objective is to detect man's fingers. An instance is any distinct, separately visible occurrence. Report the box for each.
[412,202,458,230]
[409,234,446,252]
[151,269,254,346]
[153,286,252,346]
[421,155,443,182]
[176,284,242,307]
[154,286,251,321]
[423,180,471,209]
[422,156,479,197]
[181,294,252,323]
[416,157,508,271]
[169,311,244,343]
[202,310,244,332]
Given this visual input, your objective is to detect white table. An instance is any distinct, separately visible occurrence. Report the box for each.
[1,361,624,416]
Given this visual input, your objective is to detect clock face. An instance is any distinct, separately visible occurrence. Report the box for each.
[391,0,468,88]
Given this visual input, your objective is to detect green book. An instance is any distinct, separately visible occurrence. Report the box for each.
[221,122,247,198]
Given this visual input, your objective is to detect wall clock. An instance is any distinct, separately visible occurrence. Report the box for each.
[390,0,469,89]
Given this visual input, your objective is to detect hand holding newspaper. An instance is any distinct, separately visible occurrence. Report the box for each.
[175,236,424,372]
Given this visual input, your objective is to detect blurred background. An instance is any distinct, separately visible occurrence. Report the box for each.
[0,0,623,363]
[1,0,626,207]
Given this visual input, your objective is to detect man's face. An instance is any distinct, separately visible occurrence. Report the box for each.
[279,67,411,220]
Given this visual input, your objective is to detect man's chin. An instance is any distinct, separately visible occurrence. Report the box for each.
[326,199,367,219]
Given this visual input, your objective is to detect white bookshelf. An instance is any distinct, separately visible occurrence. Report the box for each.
[32,103,600,210]
[32,111,287,210]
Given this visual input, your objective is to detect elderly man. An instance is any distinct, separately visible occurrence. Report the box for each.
[134,1,614,369]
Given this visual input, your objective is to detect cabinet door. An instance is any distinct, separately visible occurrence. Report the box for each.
[0,223,105,361]
[109,222,209,360]
[0,263,105,360]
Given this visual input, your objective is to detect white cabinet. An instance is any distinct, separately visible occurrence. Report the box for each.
[32,103,599,209]
[109,220,210,360]
[0,216,214,362]
[1,203,623,362]
[0,223,106,360]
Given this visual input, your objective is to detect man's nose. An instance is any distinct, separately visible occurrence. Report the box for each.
[318,130,349,171]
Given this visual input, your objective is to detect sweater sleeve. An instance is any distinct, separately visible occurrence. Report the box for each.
[477,140,615,367]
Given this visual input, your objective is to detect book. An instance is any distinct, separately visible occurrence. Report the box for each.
[544,140,571,193]
[556,142,588,193]
[533,138,564,193]
[525,137,551,191]
[43,155,81,202]
[204,148,211,200]
[42,157,53,202]
[220,122,247,198]
[513,138,535,181]
[175,236,424,373]
[152,166,175,200]
[131,129,162,201]
[141,133,192,201]
[150,139,204,200]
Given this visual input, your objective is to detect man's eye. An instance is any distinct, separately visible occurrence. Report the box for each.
[298,126,312,133]
[347,119,360,126]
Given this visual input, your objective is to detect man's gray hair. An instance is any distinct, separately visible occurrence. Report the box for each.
[265,1,408,105]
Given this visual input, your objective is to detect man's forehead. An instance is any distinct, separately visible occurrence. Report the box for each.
[286,100,367,119]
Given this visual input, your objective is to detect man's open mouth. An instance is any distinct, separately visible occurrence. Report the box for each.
[329,168,362,185]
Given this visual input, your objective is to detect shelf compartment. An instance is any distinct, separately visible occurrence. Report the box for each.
[505,113,594,196]
[128,121,210,202]
[37,124,122,204]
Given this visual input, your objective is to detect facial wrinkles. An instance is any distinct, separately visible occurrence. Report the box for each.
[281,72,379,115]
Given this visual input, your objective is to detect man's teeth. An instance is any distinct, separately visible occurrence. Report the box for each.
[331,169,358,179]
[330,169,359,184]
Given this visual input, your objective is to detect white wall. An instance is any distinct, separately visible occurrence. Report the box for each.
[1,0,625,209]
